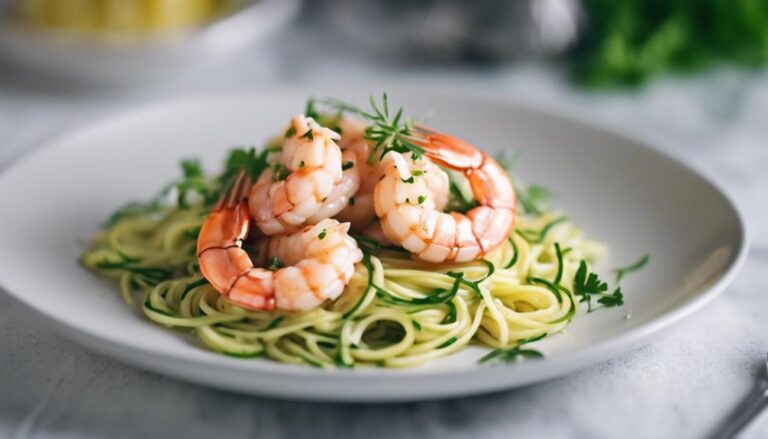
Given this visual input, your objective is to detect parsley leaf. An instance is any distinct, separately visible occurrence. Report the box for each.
[574,260,623,312]
[221,147,274,183]
[175,159,213,207]
[598,287,624,308]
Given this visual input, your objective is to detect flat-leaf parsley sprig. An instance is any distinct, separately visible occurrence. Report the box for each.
[573,254,651,313]
[573,261,623,313]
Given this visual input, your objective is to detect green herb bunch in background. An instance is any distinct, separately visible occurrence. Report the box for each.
[573,0,768,87]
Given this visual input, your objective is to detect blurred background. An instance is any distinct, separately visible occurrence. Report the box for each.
[1,1,768,438]
[2,0,768,165]
[2,0,767,85]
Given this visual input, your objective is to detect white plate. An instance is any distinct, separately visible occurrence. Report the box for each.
[0,90,747,402]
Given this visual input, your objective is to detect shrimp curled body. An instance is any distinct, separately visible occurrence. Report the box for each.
[374,126,516,263]
[197,172,363,312]
[336,118,450,233]
[249,115,352,236]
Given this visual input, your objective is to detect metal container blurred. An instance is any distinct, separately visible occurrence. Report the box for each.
[331,0,581,61]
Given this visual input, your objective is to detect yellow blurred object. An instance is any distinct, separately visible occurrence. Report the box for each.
[15,0,224,34]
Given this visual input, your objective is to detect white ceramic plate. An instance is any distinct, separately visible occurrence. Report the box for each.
[0,90,747,402]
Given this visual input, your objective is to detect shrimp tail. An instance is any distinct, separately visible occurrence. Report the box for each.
[197,171,252,254]
[197,171,277,311]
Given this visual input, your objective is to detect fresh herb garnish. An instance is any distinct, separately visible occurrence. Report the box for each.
[94,253,171,285]
[504,237,519,269]
[517,216,568,244]
[401,176,415,184]
[437,337,458,349]
[284,125,297,139]
[175,159,215,207]
[263,315,284,331]
[221,147,275,183]
[553,242,565,285]
[341,253,377,320]
[301,129,314,141]
[320,93,427,164]
[496,152,553,216]
[445,260,494,299]
[271,163,290,181]
[417,195,426,204]
[614,254,650,284]
[105,200,164,226]
[479,333,546,364]
[304,98,320,120]
[441,301,457,324]
[342,161,354,171]
[598,287,624,308]
[496,151,523,173]
[267,256,284,271]
[375,277,461,307]
[527,276,565,303]
[573,261,623,312]
[353,235,383,255]
[318,229,327,240]
[516,184,554,216]
[446,170,478,214]
[181,278,209,299]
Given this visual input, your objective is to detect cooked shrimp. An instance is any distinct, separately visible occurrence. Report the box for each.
[334,134,381,232]
[335,118,450,233]
[197,172,363,311]
[249,115,344,236]
[306,150,359,223]
[374,126,515,263]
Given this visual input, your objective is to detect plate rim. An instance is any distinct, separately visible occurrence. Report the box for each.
[0,88,750,400]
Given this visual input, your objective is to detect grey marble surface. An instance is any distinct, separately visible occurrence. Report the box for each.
[1,22,768,439]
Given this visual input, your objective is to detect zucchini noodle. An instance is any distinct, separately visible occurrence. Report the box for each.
[82,195,606,368]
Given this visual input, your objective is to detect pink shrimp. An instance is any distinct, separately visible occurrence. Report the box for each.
[197,172,362,311]
[373,126,516,263]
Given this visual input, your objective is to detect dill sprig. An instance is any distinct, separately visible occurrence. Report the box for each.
[319,93,427,165]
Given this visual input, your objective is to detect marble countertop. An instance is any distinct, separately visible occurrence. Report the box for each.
[1,22,767,439]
